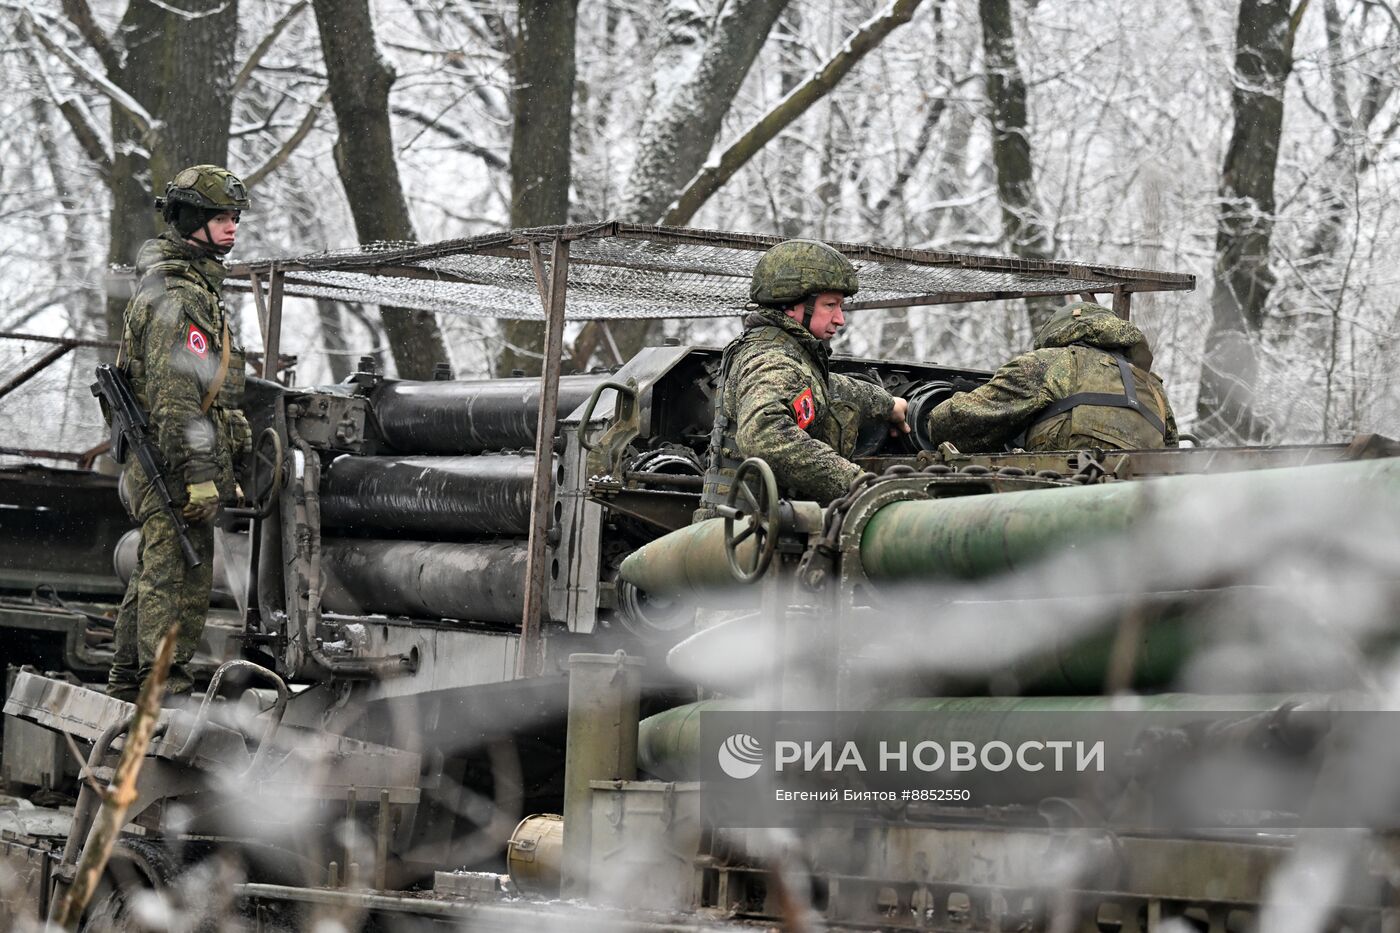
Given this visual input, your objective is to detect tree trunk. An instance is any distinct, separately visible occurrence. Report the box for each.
[567,0,788,369]
[572,2,624,219]
[103,0,239,342]
[498,0,579,378]
[1195,0,1305,443]
[663,0,926,228]
[1301,0,1392,262]
[621,0,789,225]
[311,0,449,380]
[773,4,807,239]
[317,300,353,383]
[977,0,1054,333]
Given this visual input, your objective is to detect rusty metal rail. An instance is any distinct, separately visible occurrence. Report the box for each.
[0,331,117,464]
[0,331,117,403]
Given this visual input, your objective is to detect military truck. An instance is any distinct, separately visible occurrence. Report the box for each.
[3,223,1397,931]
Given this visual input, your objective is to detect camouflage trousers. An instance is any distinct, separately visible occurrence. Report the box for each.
[107,479,214,702]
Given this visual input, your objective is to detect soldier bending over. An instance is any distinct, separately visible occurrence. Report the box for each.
[926,301,1177,453]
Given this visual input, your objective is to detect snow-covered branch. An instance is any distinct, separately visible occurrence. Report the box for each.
[20,34,112,175]
[21,6,161,139]
[57,99,112,176]
[244,88,330,187]
[392,103,508,170]
[58,0,121,76]
[662,0,926,226]
[233,0,309,95]
[141,0,232,21]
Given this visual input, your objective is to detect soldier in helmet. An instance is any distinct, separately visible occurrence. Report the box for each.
[107,165,253,703]
[698,239,910,513]
[925,301,1178,453]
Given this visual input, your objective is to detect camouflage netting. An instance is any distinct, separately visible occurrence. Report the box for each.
[4,223,1193,464]
[226,223,1194,321]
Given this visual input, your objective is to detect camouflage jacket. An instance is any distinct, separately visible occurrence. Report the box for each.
[119,233,250,504]
[704,308,894,505]
[926,310,1178,453]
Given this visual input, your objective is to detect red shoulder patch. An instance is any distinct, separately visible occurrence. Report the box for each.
[791,387,816,429]
[185,324,209,359]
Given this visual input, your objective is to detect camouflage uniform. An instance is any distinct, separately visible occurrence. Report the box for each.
[700,239,894,509]
[702,308,895,506]
[925,303,1178,453]
[108,168,251,701]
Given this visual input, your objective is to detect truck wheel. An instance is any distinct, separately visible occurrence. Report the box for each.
[81,837,178,932]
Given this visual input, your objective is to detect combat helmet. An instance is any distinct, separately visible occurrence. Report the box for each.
[750,239,859,310]
[156,165,250,254]
[1034,300,1155,369]
[1034,301,1123,349]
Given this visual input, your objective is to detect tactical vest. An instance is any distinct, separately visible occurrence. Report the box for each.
[1023,346,1168,450]
[699,332,767,514]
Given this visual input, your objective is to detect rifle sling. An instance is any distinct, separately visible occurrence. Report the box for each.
[199,317,230,414]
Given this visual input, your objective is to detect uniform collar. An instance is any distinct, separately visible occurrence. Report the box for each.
[150,231,228,291]
[746,306,831,361]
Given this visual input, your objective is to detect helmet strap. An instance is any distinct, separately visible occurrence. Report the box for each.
[196,218,232,256]
[798,294,816,332]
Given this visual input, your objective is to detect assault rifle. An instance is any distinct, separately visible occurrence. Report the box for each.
[91,363,202,567]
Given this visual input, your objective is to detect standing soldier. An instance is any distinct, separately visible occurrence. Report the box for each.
[106,165,252,703]
[698,239,910,514]
[924,301,1178,453]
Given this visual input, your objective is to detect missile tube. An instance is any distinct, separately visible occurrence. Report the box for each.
[319,538,528,625]
[370,375,610,455]
[859,456,1400,582]
[319,454,539,537]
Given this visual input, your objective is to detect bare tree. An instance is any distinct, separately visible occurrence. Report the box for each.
[621,0,790,225]
[662,0,927,227]
[24,0,240,340]
[1195,0,1310,443]
[770,4,809,239]
[866,11,964,236]
[567,0,789,369]
[571,0,927,369]
[1284,0,1397,438]
[311,0,451,380]
[1301,0,1396,263]
[17,0,338,349]
[7,0,1400,441]
[497,0,580,378]
[978,0,1055,333]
